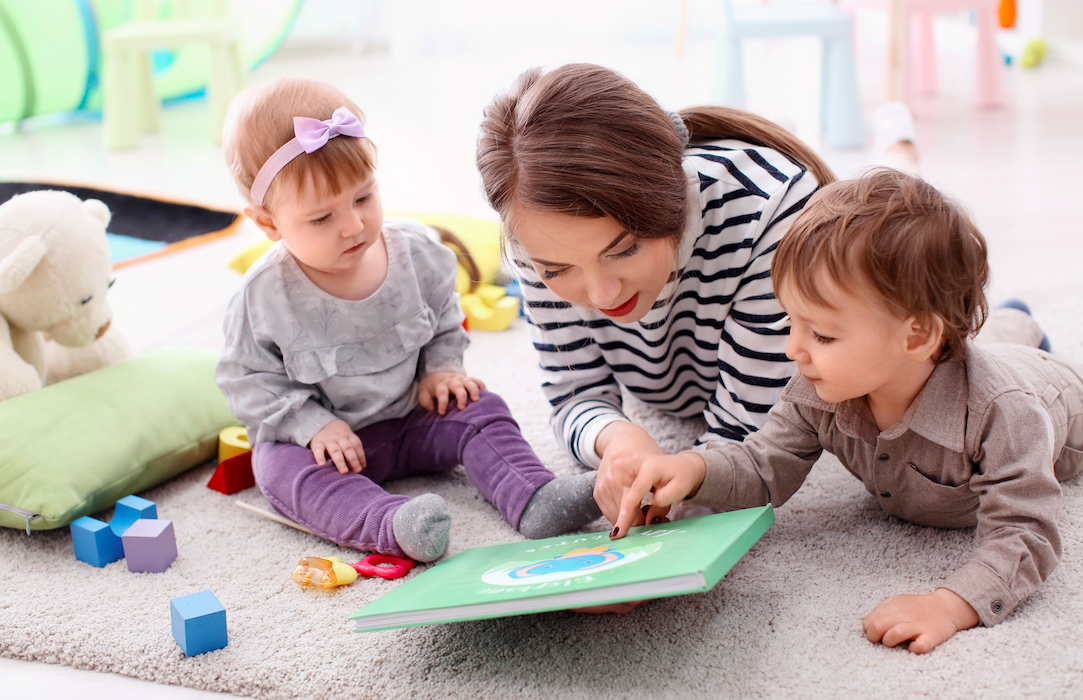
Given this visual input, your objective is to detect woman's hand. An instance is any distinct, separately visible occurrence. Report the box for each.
[309,419,365,474]
[593,422,666,525]
[418,372,487,414]
[862,588,979,654]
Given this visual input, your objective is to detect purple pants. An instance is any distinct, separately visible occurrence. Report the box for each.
[252,390,554,556]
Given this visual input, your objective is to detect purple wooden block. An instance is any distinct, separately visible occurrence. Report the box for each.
[121,519,177,573]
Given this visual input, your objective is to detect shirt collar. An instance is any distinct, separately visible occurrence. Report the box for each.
[781,359,968,452]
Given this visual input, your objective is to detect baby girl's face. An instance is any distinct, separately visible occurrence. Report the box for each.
[263,174,384,282]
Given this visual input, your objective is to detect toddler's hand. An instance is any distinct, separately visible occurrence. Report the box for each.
[610,452,706,539]
[309,419,365,474]
[418,372,487,415]
[862,588,979,654]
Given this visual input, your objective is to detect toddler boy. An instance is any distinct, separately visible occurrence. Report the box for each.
[609,168,1083,653]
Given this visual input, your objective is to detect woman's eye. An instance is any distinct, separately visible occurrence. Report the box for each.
[611,243,641,260]
[542,267,568,280]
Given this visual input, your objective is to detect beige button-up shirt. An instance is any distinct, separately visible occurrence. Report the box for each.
[693,342,1075,626]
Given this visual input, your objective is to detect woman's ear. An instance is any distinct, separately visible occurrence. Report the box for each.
[244,204,282,242]
[904,313,946,362]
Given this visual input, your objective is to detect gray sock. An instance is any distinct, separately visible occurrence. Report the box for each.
[518,471,603,539]
[392,493,451,562]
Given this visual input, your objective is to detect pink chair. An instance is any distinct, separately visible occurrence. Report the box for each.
[846,0,1006,108]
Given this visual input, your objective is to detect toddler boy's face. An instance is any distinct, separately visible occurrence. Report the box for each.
[778,275,916,406]
[262,174,384,280]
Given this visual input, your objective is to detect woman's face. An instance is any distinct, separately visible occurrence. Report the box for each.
[510,208,676,322]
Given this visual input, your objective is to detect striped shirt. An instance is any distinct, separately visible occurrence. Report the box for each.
[514,139,820,468]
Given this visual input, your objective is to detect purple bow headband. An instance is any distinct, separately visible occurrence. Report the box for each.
[249,106,367,206]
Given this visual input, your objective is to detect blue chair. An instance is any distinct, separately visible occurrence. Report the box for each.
[714,0,866,149]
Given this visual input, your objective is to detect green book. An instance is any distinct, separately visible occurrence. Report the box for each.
[349,505,774,633]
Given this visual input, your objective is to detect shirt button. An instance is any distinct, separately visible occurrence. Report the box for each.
[880,492,891,498]
[878,454,889,461]
[991,601,1004,614]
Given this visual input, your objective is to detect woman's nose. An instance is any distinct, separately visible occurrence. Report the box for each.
[585,273,622,309]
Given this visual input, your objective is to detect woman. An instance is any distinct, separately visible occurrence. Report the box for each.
[476,63,835,526]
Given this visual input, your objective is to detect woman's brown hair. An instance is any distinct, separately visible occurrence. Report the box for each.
[476,63,835,244]
[772,167,989,364]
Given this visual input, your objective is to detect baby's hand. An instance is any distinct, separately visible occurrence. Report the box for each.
[418,372,487,415]
[309,419,365,474]
[862,588,979,654]
[609,452,706,539]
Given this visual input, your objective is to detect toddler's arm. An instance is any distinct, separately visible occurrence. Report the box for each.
[608,395,824,537]
[216,292,339,450]
[412,225,469,379]
[936,395,1063,628]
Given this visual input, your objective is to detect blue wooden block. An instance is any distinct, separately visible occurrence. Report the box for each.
[110,494,157,537]
[122,519,177,573]
[170,590,227,656]
[71,516,124,567]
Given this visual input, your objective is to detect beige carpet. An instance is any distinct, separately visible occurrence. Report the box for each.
[2,297,1082,700]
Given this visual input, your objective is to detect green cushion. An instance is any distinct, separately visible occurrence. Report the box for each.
[0,347,238,531]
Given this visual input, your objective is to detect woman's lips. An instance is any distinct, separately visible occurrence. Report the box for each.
[600,293,639,318]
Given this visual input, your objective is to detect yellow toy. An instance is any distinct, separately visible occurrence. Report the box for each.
[459,284,520,331]
[291,554,416,589]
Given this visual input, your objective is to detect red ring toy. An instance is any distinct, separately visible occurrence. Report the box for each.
[352,553,415,579]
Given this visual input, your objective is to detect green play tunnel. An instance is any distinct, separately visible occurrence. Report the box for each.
[0,0,301,124]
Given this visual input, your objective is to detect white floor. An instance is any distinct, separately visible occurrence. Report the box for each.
[2,3,1082,698]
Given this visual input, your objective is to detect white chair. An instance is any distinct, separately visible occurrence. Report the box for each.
[714,0,866,149]
[101,0,246,149]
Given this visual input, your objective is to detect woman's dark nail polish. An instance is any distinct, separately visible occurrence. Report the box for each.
[609,526,619,538]
[641,504,650,516]
[647,517,657,526]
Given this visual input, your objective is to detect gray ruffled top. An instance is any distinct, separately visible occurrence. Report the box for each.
[216,218,468,447]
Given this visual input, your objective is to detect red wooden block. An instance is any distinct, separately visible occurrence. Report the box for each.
[206,451,255,495]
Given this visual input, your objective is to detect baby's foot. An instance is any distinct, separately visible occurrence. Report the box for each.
[998,299,1052,352]
[871,101,920,177]
[392,493,451,562]
[518,471,603,539]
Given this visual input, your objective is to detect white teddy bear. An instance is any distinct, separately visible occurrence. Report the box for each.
[0,189,130,401]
